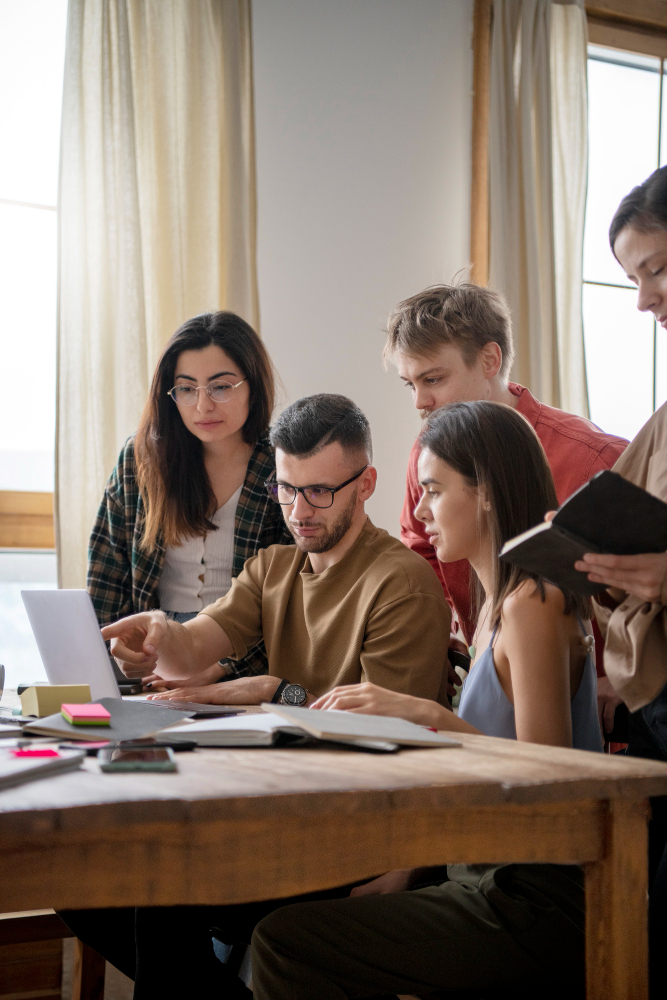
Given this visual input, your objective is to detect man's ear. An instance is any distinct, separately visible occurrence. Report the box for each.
[479,342,503,380]
[358,465,378,503]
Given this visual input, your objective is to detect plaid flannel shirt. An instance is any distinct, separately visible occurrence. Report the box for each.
[87,434,292,677]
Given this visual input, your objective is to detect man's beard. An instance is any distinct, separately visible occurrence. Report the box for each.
[287,491,357,553]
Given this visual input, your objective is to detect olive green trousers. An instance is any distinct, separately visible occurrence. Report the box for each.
[251,864,586,1000]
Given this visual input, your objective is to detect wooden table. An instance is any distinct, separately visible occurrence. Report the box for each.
[1,734,667,999]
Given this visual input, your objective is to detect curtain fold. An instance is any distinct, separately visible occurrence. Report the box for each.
[56,0,258,588]
[488,0,589,417]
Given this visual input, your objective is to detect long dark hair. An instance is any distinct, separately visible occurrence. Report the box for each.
[419,401,591,628]
[135,311,274,551]
[609,165,667,253]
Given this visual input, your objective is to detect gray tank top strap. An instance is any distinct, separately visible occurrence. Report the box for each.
[458,627,603,753]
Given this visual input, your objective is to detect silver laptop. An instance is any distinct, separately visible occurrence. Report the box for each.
[21,590,121,701]
[20,590,240,716]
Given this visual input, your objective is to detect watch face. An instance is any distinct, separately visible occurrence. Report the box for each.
[281,684,307,706]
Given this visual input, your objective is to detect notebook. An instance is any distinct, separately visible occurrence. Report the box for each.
[165,712,305,746]
[267,704,461,747]
[0,723,24,739]
[0,747,85,790]
[166,707,461,749]
[499,470,667,595]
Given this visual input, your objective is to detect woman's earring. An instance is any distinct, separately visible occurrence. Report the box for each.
[484,503,491,512]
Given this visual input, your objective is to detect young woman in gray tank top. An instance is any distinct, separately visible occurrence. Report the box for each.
[315,399,602,750]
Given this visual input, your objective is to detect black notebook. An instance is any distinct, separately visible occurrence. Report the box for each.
[499,471,667,595]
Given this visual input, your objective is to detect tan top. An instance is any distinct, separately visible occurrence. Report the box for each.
[594,401,667,711]
[201,519,451,699]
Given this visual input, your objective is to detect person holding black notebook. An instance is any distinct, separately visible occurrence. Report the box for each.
[574,165,667,996]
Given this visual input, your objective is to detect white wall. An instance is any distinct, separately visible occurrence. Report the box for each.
[253,0,473,534]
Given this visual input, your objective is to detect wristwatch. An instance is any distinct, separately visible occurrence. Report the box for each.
[271,680,308,706]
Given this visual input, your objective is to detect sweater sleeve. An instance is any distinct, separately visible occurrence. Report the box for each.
[594,405,667,710]
[87,444,135,626]
[601,594,667,712]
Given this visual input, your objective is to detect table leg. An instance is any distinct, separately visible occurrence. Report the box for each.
[585,798,650,1000]
[72,938,106,1000]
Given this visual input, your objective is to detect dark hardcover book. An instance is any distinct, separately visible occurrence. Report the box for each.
[499,470,667,595]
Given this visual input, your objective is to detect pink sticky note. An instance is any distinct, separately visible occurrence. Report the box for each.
[11,749,60,758]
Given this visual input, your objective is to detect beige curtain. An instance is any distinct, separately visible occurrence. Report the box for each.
[57,0,258,588]
[488,0,589,416]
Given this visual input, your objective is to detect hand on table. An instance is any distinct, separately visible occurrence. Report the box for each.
[143,662,226,692]
[147,674,282,705]
[597,674,625,736]
[574,552,667,604]
[101,611,168,679]
[349,869,416,897]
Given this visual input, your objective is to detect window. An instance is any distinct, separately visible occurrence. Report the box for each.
[0,551,55,689]
[583,43,667,440]
[0,0,68,493]
[0,1,67,691]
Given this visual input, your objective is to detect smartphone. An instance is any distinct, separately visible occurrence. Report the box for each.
[99,747,177,772]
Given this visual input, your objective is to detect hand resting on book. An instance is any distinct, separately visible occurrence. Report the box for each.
[311,682,442,729]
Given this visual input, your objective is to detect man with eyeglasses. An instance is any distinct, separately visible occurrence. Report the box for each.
[103,393,451,707]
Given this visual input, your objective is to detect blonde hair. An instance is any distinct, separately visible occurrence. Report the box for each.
[384,283,515,378]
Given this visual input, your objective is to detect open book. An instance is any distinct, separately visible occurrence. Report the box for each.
[166,706,461,750]
[499,470,667,595]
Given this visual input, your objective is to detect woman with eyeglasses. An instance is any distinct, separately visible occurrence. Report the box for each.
[88,311,291,689]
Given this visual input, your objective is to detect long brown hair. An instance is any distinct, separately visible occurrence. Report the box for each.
[419,400,591,628]
[135,311,274,551]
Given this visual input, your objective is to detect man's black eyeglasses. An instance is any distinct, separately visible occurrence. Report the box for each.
[264,466,369,509]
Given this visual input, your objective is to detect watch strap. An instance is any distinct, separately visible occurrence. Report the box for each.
[270,679,290,704]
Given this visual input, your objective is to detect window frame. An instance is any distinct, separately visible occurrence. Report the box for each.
[0,492,54,549]
[469,0,667,285]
